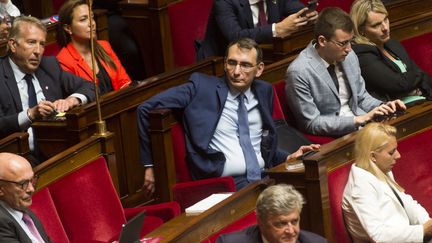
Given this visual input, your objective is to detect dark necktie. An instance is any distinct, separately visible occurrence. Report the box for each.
[327,64,339,92]
[22,213,45,243]
[237,94,261,182]
[257,0,267,27]
[24,74,37,107]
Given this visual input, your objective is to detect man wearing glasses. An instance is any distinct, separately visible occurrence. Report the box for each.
[0,152,50,242]
[137,38,318,195]
[285,7,405,137]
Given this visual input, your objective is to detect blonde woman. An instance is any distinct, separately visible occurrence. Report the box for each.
[350,0,432,102]
[342,123,432,242]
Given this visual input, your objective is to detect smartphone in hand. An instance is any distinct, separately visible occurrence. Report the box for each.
[301,0,318,17]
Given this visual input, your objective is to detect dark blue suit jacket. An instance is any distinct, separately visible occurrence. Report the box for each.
[137,72,288,180]
[216,225,328,243]
[196,0,304,60]
[0,56,95,138]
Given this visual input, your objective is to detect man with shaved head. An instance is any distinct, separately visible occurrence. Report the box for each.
[0,152,50,242]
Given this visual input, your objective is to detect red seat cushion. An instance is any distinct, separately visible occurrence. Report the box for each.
[393,128,432,214]
[30,187,70,243]
[48,156,126,242]
[315,0,353,12]
[327,161,353,243]
[168,0,213,66]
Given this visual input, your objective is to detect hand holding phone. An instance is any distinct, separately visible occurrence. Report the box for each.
[301,0,318,17]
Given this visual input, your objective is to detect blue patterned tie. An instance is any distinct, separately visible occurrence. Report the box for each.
[24,74,37,107]
[237,93,261,182]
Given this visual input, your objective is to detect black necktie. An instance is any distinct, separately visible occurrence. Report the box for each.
[327,64,339,92]
[24,74,37,107]
[237,94,261,182]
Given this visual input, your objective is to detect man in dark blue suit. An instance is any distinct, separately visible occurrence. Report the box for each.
[216,184,327,243]
[196,0,318,60]
[137,38,318,195]
[0,16,94,164]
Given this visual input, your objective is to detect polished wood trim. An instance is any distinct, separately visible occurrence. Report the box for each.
[146,179,274,242]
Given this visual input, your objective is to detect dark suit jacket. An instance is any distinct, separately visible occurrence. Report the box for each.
[353,38,432,101]
[216,225,328,243]
[196,0,304,60]
[0,56,95,138]
[137,72,288,180]
[0,206,51,243]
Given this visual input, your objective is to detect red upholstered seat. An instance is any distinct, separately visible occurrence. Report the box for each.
[314,0,353,12]
[401,32,432,76]
[393,127,432,214]
[170,122,236,211]
[47,156,180,242]
[328,161,353,243]
[30,187,70,243]
[273,81,334,144]
[167,0,213,67]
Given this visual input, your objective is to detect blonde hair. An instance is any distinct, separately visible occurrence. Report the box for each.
[350,0,388,45]
[354,123,404,191]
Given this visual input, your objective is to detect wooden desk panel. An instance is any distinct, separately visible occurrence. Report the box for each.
[0,132,30,158]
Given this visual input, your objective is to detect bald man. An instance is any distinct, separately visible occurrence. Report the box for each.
[0,152,50,242]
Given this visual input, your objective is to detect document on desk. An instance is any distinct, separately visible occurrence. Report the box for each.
[185,193,233,215]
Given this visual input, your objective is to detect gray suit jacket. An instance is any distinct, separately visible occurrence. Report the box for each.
[0,206,51,243]
[285,41,381,137]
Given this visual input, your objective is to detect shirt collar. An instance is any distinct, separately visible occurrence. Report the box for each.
[249,0,262,4]
[229,86,253,102]
[8,57,33,84]
[0,200,24,221]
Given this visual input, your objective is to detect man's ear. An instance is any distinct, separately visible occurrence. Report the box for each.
[317,35,327,48]
[8,38,16,53]
[255,62,265,77]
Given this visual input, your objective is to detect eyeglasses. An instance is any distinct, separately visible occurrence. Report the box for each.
[329,38,355,48]
[225,59,257,72]
[0,176,38,190]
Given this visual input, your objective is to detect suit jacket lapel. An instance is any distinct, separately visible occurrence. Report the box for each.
[380,182,407,214]
[0,205,32,243]
[34,67,54,101]
[266,0,280,23]
[240,0,254,28]
[2,59,23,111]
[307,44,339,97]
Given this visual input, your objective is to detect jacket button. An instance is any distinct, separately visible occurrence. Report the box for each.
[335,112,339,115]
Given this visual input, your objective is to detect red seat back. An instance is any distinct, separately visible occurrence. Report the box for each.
[327,161,353,243]
[393,127,432,214]
[171,123,192,182]
[272,86,286,120]
[30,187,70,243]
[44,43,62,56]
[52,0,66,13]
[48,156,126,242]
[273,80,335,144]
[168,0,213,67]
[401,32,432,76]
[316,0,353,12]
[205,211,257,243]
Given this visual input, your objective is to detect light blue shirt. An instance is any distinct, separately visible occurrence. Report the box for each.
[209,87,264,177]
[0,201,42,243]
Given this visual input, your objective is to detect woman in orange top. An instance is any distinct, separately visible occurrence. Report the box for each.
[57,0,131,94]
